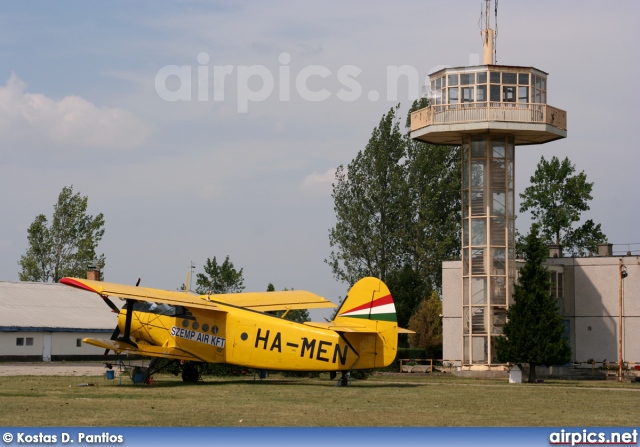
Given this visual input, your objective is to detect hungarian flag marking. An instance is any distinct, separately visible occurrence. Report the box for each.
[338,294,396,322]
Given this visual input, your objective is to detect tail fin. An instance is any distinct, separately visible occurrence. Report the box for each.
[333,277,397,325]
[333,277,398,368]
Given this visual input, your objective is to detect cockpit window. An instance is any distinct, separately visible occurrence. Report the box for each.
[132,302,186,316]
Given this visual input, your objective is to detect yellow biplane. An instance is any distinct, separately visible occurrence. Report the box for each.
[60,276,404,385]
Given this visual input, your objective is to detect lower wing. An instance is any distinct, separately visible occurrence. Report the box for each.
[83,338,204,362]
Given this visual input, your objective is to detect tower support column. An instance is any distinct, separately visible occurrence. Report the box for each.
[461,133,515,365]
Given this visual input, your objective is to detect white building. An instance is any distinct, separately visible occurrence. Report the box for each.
[0,281,115,361]
[442,251,640,369]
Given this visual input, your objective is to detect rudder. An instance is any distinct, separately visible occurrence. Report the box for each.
[333,277,397,324]
[333,277,398,368]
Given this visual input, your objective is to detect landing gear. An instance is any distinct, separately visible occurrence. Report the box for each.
[335,371,351,387]
[181,362,201,383]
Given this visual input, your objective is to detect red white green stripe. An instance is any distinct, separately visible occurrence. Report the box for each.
[338,294,396,322]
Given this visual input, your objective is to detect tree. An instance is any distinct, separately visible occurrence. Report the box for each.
[327,105,408,285]
[19,185,105,282]
[407,291,443,359]
[494,225,571,383]
[195,255,244,294]
[327,101,462,331]
[385,264,427,330]
[519,156,606,256]
[402,98,461,291]
[266,283,310,323]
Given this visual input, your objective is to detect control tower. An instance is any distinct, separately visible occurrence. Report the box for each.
[410,1,567,367]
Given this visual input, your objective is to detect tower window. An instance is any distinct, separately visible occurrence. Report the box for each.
[462,86,474,103]
[502,72,517,85]
[460,73,475,85]
[490,84,500,102]
[502,86,516,102]
[449,87,459,104]
[477,85,487,102]
[518,86,528,103]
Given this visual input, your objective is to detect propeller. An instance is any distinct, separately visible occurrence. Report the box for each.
[104,324,121,356]
[102,296,120,313]
[103,278,141,355]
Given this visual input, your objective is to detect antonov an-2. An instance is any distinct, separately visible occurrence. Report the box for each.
[60,276,407,384]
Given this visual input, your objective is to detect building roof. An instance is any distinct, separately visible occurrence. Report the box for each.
[0,281,116,331]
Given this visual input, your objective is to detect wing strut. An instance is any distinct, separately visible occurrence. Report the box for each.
[115,298,138,348]
[115,278,141,348]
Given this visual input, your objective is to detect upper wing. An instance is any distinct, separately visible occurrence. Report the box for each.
[60,278,223,311]
[212,290,336,312]
[60,277,336,312]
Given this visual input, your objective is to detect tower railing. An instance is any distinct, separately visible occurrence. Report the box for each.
[410,103,567,132]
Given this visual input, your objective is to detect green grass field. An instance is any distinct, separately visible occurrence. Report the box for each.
[0,373,638,427]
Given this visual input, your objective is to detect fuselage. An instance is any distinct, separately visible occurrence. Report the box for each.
[119,302,395,371]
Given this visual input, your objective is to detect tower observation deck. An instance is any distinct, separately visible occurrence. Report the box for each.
[410,1,567,367]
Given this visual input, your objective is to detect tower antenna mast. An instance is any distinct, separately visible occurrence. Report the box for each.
[481,0,496,64]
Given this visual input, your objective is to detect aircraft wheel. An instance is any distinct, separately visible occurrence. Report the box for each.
[181,364,200,383]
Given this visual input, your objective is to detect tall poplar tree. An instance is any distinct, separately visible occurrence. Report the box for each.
[327,101,462,340]
[19,186,105,282]
[495,225,571,383]
[327,105,408,285]
[403,98,461,292]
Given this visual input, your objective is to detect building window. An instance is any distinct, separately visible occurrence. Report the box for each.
[502,72,517,85]
[26,337,34,346]
[76,339,82,348]
[550,270,565,316]
[477,85,487,102]
[502,86,516,102]
[16,337,24,346]
[518,86,529,103]
[449,87,459,104]
[532,74,547,104]
[461,86,474,103]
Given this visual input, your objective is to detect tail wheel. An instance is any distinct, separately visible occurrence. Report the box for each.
[336,371,351,387]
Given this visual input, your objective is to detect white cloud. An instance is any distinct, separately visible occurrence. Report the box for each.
[299,167,337,198]
[0,73,150,150]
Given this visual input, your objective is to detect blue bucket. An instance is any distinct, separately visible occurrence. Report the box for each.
[105,370,115,380]
[133,372,144,383]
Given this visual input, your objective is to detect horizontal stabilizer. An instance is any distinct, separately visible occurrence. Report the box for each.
[398,327,416,334]
[82,338,203,362]
[304,321,378,333]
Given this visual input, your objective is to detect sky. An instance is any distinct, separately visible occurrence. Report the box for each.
[1,0,639,317]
